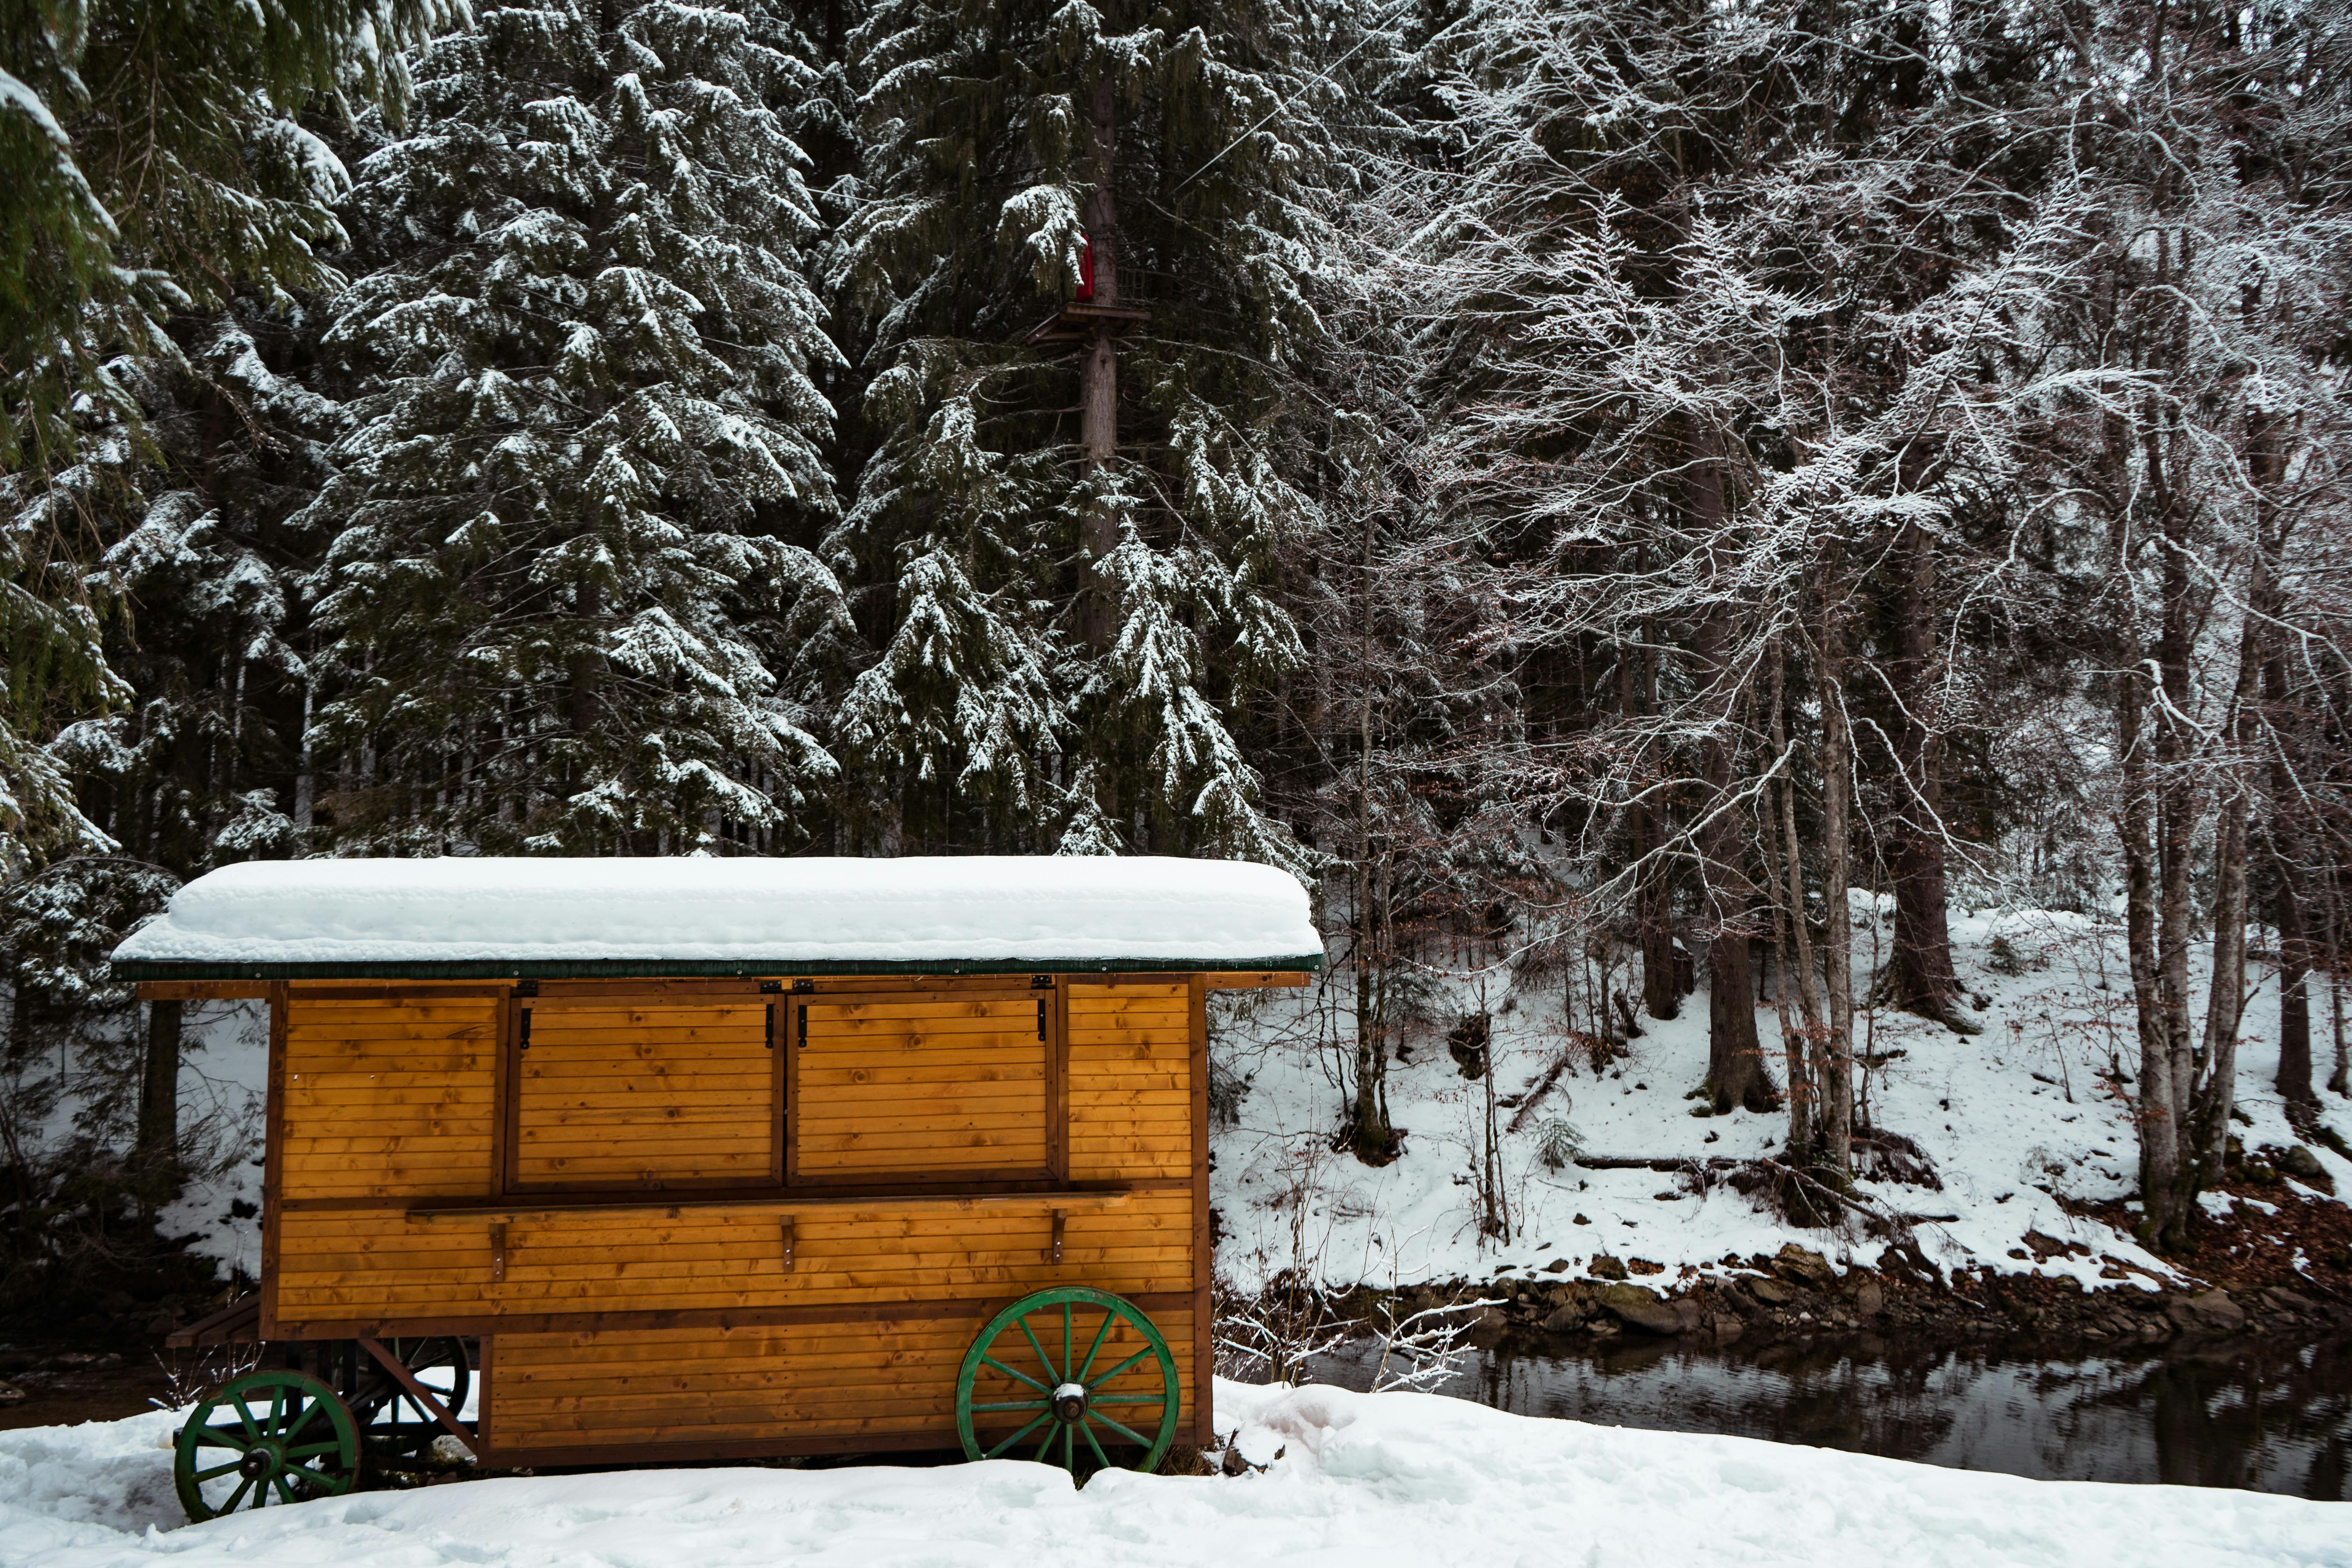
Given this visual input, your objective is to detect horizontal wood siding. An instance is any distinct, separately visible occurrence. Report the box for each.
[271,1191,1194,1327]
[281,996,499,1199]
[485,1304,1198,1458]
[1064,984,1192,1181]
[795,997,1047,1178]
[516,1001,771,1187]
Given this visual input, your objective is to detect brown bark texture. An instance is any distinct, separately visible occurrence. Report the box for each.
[1886,517,1962,1024]
[1077,64,1121,651]
[1684,419,1775,1115]
[136,998,183,1182]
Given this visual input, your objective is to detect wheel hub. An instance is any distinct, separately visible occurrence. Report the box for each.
[236,1443,277,1481]
[1051,1381,1088,1423]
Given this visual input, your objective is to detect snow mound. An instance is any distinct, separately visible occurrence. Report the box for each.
[5,1383,2345,1568]
[111,855,1323,974]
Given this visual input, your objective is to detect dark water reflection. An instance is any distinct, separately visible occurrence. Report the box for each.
[1312,1333,2352,1499]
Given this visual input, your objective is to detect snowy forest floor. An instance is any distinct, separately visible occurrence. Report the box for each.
[5,1379,2347,1566]
[1210,898,2352,1327]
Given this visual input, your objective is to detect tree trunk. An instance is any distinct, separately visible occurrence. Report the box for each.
[1886,517,1962,1024]
[1077,60,1121,651]
[1769,639,1824,1156]
[1685,420,1773,1114]
[2090,256,2182,1245]
[2274,859,2314,1122]
[1817,544,1855,1176]
[2252,417,2316,1123]
[136,999,183,1195]
[2194,567,2265,1195]
[1348,501,1393,1162]
[1624,617,1678,1020]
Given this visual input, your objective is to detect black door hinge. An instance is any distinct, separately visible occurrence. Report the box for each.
[1037,999,1048,1041]
[791,978,815,993]
[759,978,783,994]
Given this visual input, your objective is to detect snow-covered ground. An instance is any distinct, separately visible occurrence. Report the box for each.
[1213,898,2352,1295]
[4,1380,2345,1567]
[156,1001,270,1285]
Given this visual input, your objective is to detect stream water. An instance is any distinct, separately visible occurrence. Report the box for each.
[1314,1332,2352,1499]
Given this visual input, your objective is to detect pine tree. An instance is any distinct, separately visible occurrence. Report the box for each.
[2,0,441,875]
[54,312,339,871]
[300,0,848,853]
[829,0,1410,866]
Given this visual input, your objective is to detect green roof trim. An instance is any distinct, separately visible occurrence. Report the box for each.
[109,954,1324,982]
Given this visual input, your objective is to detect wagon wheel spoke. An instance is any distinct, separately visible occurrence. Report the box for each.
[984,1411,1054,1459]
[980,1355,1051,1395]
[1015,1316,1060,1384]
[1087,1409,1154,1447]
[269,1475,297,1508]
[190,1461,243,1483]
[191,1425,250,1451]
[1078,1417,1113,1471]
[220,1477,255,1514]
[1085,1394,1165,1405]
[1089,1345,1156,1388]
[1074,1311,1116,1381]
[971,1399,1053,1413]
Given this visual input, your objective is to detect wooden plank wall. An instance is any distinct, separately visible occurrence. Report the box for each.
[267,976,1209,1459]
[515,999,772,1188]
[274,1193,1195,1325]
[484,1304,1198,1464]
[282,994,500,1198]
[794,995,1048,1180]
[1065,983,1192,1180]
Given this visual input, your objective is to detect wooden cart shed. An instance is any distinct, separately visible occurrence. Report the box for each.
[116,856,1316,1514]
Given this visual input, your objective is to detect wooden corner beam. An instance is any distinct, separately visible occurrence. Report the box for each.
[355,1336,477,1455]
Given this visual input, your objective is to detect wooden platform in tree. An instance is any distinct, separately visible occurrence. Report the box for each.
[1024,303,1152,346]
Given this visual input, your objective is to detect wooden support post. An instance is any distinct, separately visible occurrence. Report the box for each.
[488,1223,508,1283]
[355,1337,477,1454]
[781,1216,797,1272]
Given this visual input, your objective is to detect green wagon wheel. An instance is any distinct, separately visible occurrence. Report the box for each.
[174,1369,360,1523]
[956,1286,1180,1477]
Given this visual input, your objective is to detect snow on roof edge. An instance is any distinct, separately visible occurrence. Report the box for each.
[109,855,1325,977]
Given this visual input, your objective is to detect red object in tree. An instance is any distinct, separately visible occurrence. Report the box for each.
[1075,235,1094,302]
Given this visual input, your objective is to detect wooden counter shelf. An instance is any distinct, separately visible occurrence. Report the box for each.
[403,1188,1136,1225]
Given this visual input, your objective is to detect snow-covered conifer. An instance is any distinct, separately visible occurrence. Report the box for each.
[829,0,1408,867]
[301,0,849,853]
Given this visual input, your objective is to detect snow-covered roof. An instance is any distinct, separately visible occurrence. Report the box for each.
[109,856,1323,978]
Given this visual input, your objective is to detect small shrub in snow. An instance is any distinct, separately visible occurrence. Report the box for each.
[1534,1117,1584,1172]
